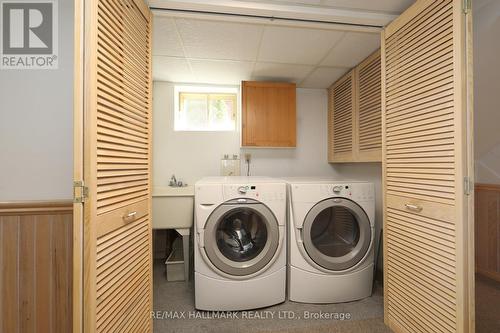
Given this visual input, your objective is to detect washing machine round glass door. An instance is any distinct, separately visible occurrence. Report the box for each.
[204,199,279,276]
[302,198,371,271]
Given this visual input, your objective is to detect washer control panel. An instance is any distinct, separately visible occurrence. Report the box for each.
[224,184,286,201]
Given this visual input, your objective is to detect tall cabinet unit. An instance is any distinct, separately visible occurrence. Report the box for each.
[82,0,153,332]
[382,0,474,332]
[328,50,382,163]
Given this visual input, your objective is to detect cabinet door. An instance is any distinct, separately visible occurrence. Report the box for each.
[83,0,153,332]
[328,71,356,162]
[382,0,474,332]
[356,50,382,162]
[242,81,296,147]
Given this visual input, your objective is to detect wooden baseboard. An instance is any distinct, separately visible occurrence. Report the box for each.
[0,200,73,215]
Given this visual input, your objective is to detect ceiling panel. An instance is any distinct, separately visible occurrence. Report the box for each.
[175,18,264,61]
[152,3,392,86]
[321,0,415,13]
[153,56,195,82]
[299,67,347,89]
[152,16,184,56]
[243,0,414,13]
[321,32,380,68]
[246,0,323,5]
[189,59,255,84]
[252,62,314,83]
[258,26,344,65]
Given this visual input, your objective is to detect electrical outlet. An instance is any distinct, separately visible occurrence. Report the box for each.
[244,153,251,163]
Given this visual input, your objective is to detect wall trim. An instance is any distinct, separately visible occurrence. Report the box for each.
[475,183,500,191]
[0,200,73,215]
[476,268,500,284]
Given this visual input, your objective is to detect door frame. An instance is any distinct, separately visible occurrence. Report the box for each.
[73,0,84,332]
[71,0,476,332]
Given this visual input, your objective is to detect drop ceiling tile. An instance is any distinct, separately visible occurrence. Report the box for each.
[299,67,348,89]
[152,56,195,82]
[252,62,313,83]
[321,32,380,68]
[321,0,415,13]
[258,26,344,65]
[152,16,184,57]
[246,0,323,5]
[189,59,254,85]
[175,19,264,61]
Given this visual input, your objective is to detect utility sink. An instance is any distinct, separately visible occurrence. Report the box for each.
[152,186,194,229]
[153,186,194,281]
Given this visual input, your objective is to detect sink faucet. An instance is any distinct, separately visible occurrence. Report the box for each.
[169,174,186,187]
[169,174,177,187]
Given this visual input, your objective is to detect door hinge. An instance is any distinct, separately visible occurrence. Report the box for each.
[463,0,471,14]
[464,176,472,196]
[73,180,88,203]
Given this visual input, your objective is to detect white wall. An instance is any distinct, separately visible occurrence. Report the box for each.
[473,0,500,184]
[153,82,383,267]
[0,0,74,201]
[153,81,241,187]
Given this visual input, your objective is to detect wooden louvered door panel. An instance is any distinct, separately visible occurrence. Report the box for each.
[83,0,152,332]
[356,50,382,162]
[328,71,355,162]
[382,0,473,332]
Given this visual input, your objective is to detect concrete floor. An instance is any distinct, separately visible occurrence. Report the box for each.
[153,260,389,333]
[153,260,500,333]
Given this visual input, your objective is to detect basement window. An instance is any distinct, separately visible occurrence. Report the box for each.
[174,85,238,131]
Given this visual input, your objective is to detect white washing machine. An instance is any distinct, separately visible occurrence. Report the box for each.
[194,176,287,311]
[286,178,375,303]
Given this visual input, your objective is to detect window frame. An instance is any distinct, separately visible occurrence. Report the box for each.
[174,85,239,132]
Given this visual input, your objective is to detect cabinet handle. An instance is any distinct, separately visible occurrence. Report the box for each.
[123,211,137,222]
[405,204,423,212]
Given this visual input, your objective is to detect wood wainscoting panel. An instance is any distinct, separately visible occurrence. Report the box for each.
[475,183,500,282]
[0,201,73,333]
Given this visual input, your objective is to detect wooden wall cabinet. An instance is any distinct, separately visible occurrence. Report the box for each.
[328,50,382,163]
[242,81,296,147]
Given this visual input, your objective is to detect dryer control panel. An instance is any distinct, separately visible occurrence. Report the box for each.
[320,183,374,202]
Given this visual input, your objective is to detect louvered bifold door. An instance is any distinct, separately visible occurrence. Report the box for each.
[382,0,473,332]
[356,50,382,162]
[83,0,152,332]
[328,71,355,162]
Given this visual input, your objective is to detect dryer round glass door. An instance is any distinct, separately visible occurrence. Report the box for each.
[302,198,371,271]
[204,199,279,276]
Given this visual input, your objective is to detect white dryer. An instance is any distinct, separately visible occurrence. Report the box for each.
[286,179,375,303]
[194,177,286,311]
